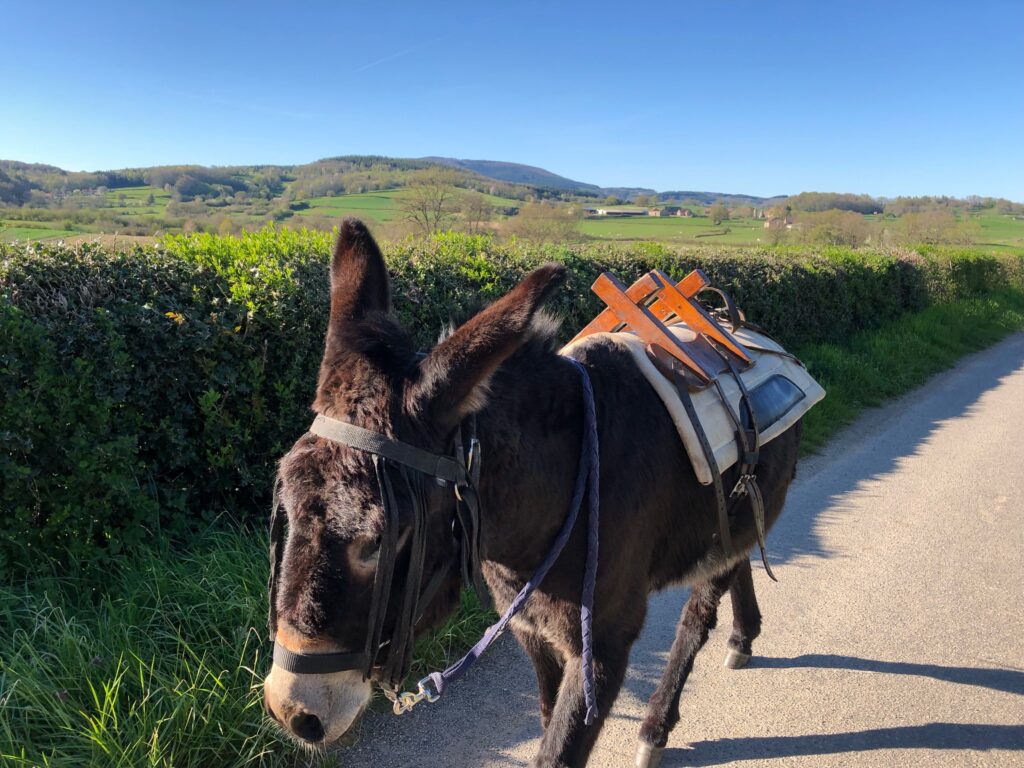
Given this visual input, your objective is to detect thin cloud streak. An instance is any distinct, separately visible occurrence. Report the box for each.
[351,36,449,73]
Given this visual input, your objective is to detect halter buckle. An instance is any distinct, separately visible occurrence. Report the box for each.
[391,677,440,715]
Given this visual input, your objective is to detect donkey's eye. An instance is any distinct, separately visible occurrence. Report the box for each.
[358,535,382,562]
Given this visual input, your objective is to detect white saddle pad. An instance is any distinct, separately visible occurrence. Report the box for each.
[561,325,825,486]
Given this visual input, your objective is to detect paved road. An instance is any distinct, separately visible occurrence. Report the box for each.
[343,333,1024,767]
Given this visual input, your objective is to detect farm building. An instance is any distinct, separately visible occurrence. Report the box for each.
[648,206,683,217]
[764,215,794,229]
[595,208,648,217]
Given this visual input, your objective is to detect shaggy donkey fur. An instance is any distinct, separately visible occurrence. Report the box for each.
[268,219,802,767]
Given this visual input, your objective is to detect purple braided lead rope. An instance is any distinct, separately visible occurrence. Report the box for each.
[575,356,600,725]
[425,356,600,725]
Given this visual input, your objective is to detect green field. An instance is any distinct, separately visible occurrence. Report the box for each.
[295,189,405,222]
[4,180,1024,249]
[0,226,78,241]
[294,188,521,224]
[579,213,770,244]
[102,186,172,218]
[973,210,1024,250]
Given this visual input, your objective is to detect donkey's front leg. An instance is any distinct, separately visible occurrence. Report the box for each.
[533,641,630,768]
[515,628,565,730]
[636,567,736,768]
[724,557,762,669]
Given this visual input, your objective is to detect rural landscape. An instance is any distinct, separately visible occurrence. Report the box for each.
[2,155,1023,250]
[2,2,1023,767]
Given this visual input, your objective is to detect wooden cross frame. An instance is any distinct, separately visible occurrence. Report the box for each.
[570,269,751,384]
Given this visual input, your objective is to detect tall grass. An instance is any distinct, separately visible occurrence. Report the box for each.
[0,528,499,767]
[0,531,296,767]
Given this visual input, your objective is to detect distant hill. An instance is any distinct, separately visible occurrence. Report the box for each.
[658,190,786,207]
[423,157,600,192]
[420,158,782,204]
[1,154,787,209]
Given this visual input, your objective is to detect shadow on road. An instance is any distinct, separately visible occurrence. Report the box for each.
[751,654,1024,696]
[766,334,1024,566]
[663,722,1024,766]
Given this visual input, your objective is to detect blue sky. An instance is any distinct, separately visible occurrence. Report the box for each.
[3,1,1022,199]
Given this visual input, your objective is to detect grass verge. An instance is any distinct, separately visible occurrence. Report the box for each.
[3,290,1023,767]
[797,290,1024,452]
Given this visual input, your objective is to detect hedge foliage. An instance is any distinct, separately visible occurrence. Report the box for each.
[2,227,1022,571]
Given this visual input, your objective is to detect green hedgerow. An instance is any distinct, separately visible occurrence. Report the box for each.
[1,228,1022,570]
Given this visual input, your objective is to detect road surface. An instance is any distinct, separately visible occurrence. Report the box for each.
[342,332,1024,767]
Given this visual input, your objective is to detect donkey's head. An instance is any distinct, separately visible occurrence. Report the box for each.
[263,219,564,744]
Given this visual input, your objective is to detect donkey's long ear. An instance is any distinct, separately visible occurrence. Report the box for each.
[325,218,390,351]
[408,263,565,430]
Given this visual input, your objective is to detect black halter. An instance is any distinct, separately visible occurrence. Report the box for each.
[267,414,488,689]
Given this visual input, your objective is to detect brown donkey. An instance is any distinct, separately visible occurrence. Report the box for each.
[263,220,802,767]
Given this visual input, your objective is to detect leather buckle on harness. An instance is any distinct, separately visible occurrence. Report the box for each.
[731,473,755,498]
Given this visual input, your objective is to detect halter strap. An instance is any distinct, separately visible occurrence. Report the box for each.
[310,415,467,486]
[269,413,483,685]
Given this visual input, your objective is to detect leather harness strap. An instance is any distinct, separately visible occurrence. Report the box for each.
[269,414,489,688]
[310,415,468,485]
[647,344,733,556]
[711,356,777,581]
[646,341,777,579]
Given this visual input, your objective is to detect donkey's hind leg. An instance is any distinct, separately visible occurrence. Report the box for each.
[724,557,762,670]
[636,567,736,768]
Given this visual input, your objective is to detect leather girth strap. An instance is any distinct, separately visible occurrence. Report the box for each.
[712,354,776,581]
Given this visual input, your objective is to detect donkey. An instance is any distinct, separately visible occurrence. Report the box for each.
[263,219,802,767]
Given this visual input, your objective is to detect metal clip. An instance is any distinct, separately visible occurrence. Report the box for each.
[731,473,755,498]
[391,677,440,715]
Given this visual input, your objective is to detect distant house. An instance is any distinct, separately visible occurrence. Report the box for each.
[763,215,794,230]
[679,208,694,217]
[649,206,682,217]
[596,208,647,217]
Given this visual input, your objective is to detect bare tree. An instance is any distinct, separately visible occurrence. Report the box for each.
[399,170,462,235]
[708,203,729,225]
[795,210,871,246]
[504,202,581,243]
[459,190,493,235]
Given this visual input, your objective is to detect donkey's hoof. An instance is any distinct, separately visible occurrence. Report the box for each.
[724,648,751,669]
[635,742,664,768]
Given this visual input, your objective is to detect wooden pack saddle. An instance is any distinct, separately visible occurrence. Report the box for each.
[568,268,786,575]
[570,268,752,388]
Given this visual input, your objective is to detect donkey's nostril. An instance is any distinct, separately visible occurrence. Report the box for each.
[290,711,325,743]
